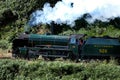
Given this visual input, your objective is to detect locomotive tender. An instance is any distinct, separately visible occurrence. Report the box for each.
[12,33,120,60]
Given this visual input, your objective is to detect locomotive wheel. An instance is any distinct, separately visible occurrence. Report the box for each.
[12,48,29,59]
[69,53,79,62]
[69,53,76,60]
[42,56,55,61]
[34,55,39,59]
[13,48,28,59]
[48,57,55,61]
[63,57,67,60]
[42,56,48,60]
[12,48,22,59]
[27,50,39,60]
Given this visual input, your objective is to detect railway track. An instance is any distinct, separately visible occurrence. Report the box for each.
[0,57,12,59]
[0,52,12,59]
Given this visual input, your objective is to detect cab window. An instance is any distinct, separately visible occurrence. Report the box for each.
[70,38,76,44]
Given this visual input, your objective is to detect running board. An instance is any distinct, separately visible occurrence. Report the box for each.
[41,54,69,58]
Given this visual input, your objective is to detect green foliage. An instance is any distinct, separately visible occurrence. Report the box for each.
[0,0,60,49]
[0,59,120,80]
[61,25,120,38]
[0,40,11,49]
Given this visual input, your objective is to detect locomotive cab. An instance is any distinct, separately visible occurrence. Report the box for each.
[69,34,86,60]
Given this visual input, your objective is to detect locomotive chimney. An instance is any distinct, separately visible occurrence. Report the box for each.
[51,21,54,34]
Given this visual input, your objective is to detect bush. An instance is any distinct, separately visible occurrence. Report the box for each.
[0,40,10,49]
[61,25,120,38]
[0,59,120,80]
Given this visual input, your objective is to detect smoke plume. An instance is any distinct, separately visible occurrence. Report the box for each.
[29,0,120,26]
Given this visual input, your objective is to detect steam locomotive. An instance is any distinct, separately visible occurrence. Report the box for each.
[12,33,120,61]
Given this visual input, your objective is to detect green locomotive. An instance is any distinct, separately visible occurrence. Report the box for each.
[12,33,85,60]
[12,33,120,60]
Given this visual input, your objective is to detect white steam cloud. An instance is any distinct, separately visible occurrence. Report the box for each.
[29,0,120,26]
